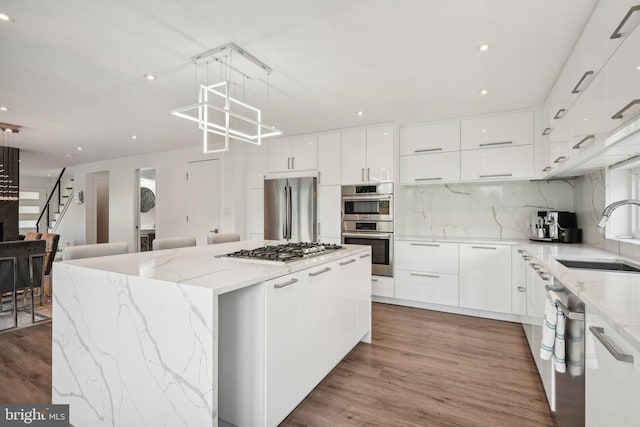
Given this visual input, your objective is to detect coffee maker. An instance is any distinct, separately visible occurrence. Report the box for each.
[530,211,582,243]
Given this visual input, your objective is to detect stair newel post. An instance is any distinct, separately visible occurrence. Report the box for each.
[46,204,50,232]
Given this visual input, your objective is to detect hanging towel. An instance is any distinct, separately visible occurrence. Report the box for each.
[567,318,584,376]
[540,291,567,373]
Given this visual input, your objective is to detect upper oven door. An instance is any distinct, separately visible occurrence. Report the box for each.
[342,194,393,221]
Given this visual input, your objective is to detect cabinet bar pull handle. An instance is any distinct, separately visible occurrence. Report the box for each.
[411,242,440,247]
[292,157,295,169]
[415,148,443,153]
[361,168,365,182]
[589,326,634,363]
[536,270,550,281]
[415,177,442,181]
[542,127,552,136]
[318,222,321,236]
[359,253,371,259]
[287,157,291,170]
[274,278,298,289]
[572,134,595,149]
[611,99,640,120]
[371,278,378,282]
[522,255,532,261]
[309,267,331,277]
[517,249,524,253]
[542,166,552,172]
[553,109,567,119]
[479,141,512,147]
[410,273,440,278]
[318,171,321,184]
[517,286,526,292]
[571,70,594,94]
[471,245,497,249]
[553,156,567,164]
[479,174,512,178]
[367,168,370,181]
[610,5,640,39]
[339,259,356,266]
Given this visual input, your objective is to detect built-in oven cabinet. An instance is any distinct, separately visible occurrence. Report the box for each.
[399,121,460,155]
[586,310,640,427]
[399,152,460,184]
[317,132,341,186]
[458,244,511,314]
[267,135,318,173]
[317,185,341,242]
[460,111,534,150]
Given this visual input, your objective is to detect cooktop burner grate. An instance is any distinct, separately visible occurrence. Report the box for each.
[222,242,342,263]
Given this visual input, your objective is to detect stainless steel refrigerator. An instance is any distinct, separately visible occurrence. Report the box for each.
[264,177,317,242]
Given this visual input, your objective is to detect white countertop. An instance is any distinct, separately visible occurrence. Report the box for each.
[395,234,526,245]
[520,241,640,353]
[62,240,370,295]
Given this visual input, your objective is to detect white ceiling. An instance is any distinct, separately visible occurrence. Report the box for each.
[1,0,598,175]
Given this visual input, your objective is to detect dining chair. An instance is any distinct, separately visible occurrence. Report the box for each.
[207,233,240,245]
[62,242,129,261]
[24,232,42,240]
[152,237,196,251]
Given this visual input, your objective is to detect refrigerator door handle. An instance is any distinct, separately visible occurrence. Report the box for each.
[287,185,293,239]
[282,186,288,238]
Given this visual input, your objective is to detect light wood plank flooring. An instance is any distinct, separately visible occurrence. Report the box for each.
[0,303,555,426]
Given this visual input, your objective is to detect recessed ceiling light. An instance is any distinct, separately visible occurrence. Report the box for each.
[356,111,364,116]
[636,65,640,70]
[47,174,51,177]
[0,106,8,112]
[477,43,490,52]
[479,89,489,95]
[144,74,156,81]
[77,146,83,151]
[0,13,14,23]
[18,159,21,163]
[132,135,137,139]
[65,154,72,157]
[4,128,13,133]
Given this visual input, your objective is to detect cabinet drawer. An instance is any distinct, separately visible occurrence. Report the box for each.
[460,145,534,181]
[606,20,640,130]
[395,241,458,274]
[399,121,460,155]
[461,111,534,150]
[396,270,458,306]
[399,152,460,184]
[371,275,394,298]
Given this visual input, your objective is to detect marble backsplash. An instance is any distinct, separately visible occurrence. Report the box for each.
[396,180,576,239]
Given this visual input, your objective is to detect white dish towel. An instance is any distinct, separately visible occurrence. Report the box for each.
[540,291,566,373]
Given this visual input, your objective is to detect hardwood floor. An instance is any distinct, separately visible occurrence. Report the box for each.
[282,303,556,427]
[0,303,555,426]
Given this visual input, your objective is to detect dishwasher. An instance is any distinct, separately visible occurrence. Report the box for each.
[545,282,585,427]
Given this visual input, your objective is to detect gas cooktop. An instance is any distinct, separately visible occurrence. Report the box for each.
[221,242,343,263]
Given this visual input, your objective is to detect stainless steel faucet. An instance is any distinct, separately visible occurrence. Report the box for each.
[597,199,640,229]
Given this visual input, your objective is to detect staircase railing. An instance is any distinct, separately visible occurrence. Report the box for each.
[35,167,66,233]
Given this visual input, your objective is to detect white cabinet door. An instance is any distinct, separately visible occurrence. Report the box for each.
[460,111,534,150]
[571,68,611,139]
[399,152,460,184]
[395,241,458,274]
[247,143,267,189]
[317,185,341,240]
[366,125,394,183]
[586,312,640,427]
[460,145,534,181]
[332,257,359,360]
[548,141,574,168]
[605,0,640,57]
[354,255,371,340]
[265,274,301,427]
[606,22,640,129]
[511,248,528,316]
[395,270,458,306]
[299,263,335,397]
[318,133,341,185]
[290,135,317,171]
[459,244,511,313]
[247,188,264,235]
[267,138,291,173]
[547,104,574,144]
[341,128,367,184]
[371,275,394,298]
[399,121,460,155]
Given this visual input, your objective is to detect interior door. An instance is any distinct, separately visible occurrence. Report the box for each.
[187,159,220,246]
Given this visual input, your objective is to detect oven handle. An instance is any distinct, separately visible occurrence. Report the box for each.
[342,195,392,201]
[342,232,392,239]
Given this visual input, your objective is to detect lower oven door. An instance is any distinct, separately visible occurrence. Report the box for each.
[341,232,393,277]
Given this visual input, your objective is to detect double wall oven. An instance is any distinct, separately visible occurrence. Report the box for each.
[341,183,393,277]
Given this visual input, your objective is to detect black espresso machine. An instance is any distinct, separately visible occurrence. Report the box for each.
[530,211,582,243]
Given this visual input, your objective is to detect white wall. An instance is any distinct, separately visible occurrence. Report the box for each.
[52,142,247,251]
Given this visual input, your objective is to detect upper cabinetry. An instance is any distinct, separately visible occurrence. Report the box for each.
[341,125,393,185]
[400,110,535,184]
[267,135,318,173]
[317,132,341,186]
[541,1,640,176]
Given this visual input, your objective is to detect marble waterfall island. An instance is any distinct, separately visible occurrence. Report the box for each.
[52,241,372,427]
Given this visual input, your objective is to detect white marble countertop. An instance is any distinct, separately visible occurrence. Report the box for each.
[395,234,526,245]
[62,240,370,295]
[520,241,640,352]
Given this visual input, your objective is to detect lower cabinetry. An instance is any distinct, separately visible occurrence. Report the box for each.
[395,270,458,306]
[371,275,394,298]
[459,243,511,313]
[586,311,640,427]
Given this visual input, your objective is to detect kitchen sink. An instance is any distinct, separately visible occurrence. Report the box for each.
[556,259,640,273]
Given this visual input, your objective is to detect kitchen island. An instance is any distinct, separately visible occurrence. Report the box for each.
[51,240,371,427]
